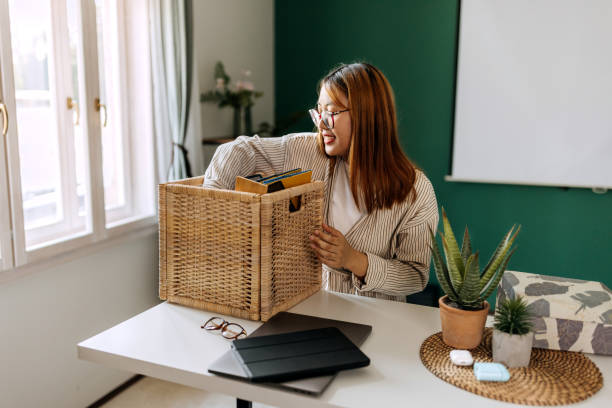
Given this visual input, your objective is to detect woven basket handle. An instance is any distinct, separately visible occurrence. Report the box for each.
[289,195,303,213]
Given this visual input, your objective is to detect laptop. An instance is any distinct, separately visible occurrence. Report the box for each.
[207,312,372,395]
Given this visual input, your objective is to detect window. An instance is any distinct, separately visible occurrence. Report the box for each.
[0,0,155,270]
[0,86,12,270]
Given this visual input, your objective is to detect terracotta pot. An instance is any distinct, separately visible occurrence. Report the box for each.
[439,295,489,349]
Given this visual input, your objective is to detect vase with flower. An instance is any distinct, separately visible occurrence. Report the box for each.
[201,61,263,137]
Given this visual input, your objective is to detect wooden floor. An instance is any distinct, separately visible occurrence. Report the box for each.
[99,376,275,408]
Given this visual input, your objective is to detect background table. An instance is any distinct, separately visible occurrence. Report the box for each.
[78,290,612,408]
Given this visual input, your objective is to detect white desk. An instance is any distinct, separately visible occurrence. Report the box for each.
[78,290,611,408]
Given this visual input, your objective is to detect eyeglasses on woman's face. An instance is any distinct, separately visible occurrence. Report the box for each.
[309,108,349,130]
[201,317,247,340]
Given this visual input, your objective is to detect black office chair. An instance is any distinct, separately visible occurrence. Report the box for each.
[405,283,441,308]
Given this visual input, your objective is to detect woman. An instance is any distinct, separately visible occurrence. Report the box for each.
[204,62,438,302]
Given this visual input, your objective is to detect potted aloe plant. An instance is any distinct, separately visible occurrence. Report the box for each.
[430,209,519,349]
[492,295,534,367]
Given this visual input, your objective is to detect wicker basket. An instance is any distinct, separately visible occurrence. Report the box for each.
[158,176,324,321]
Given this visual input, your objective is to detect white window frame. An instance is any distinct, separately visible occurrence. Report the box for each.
[0,76,14,271]
[0,0,157,274]
[105,0,157,235]
[20,0,89,248]
[100,0,157,235]
[96,0,135,225]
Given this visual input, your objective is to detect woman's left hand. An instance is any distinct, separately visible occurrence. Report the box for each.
[309,223,360,273]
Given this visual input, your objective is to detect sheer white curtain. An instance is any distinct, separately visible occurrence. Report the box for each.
[149,0,193,182]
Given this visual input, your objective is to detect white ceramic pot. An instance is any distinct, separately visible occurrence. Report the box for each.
[492,329,534,368]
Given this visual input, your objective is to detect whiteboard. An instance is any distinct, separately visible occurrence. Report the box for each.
[451,0,612,189]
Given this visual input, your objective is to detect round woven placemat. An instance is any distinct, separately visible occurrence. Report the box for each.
[420,328,603,406]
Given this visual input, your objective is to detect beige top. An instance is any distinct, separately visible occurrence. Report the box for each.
[203,133,439,302]
[329,159,366,236]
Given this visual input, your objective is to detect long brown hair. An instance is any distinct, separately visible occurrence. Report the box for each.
[316,62,417,213]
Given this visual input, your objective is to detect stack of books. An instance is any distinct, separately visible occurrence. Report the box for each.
[235,168,312,195]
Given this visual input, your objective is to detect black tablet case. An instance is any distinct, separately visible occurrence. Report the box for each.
[230,327,370,383]
[207,312,373,395]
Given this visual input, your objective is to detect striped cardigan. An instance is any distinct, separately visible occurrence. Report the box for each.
[203,133,439,302]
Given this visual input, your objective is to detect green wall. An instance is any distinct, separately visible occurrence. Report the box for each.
[275,0,612,298]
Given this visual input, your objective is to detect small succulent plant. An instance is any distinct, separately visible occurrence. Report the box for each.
[430,208,520,311]
[494,295,533,335]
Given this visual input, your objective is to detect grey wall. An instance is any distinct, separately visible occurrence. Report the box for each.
[195,0,275,143]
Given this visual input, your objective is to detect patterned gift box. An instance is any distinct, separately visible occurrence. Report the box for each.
[496,271,612,355]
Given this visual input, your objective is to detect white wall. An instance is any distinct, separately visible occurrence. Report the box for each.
[0,231,160,408]
[194,0,275,145]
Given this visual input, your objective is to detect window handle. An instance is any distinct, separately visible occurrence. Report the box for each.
[94,97,108,128]
[66,97,80,126]
[0,102,8,137]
